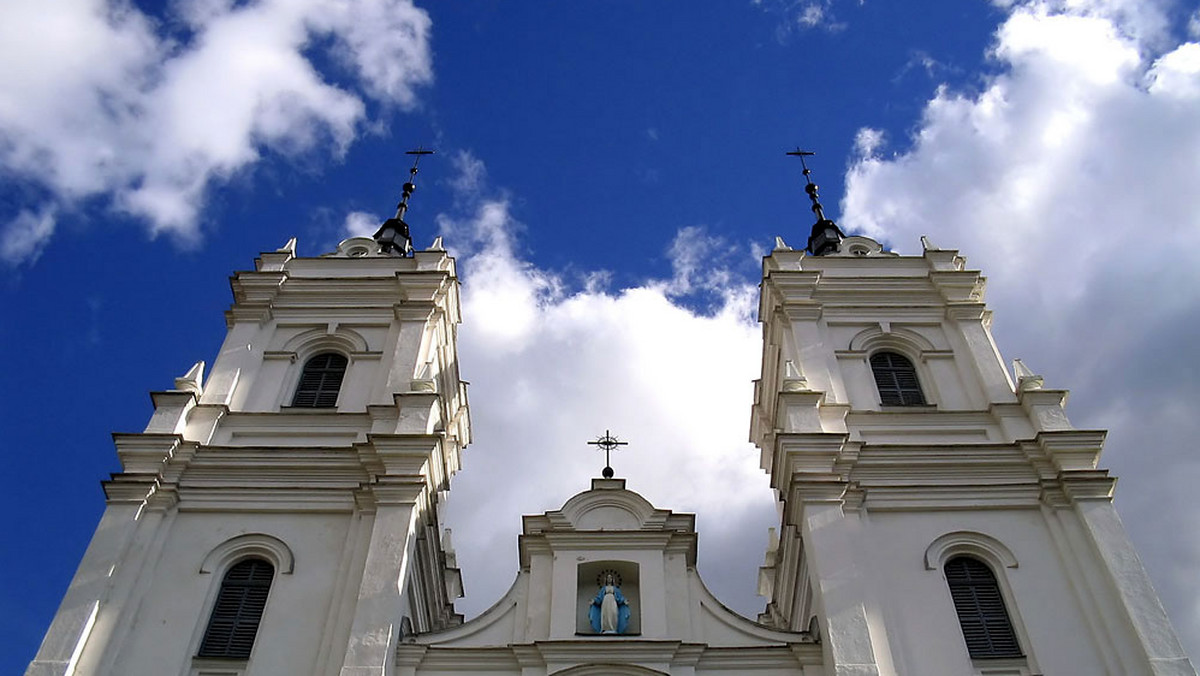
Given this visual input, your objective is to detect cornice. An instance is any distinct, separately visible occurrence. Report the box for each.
[112,432,189,474]
[175,486,360,512]
[224,304,273,327]
[407,641,817,671]
[1059,469,1117,502]
[143,481,180,511]
[779,301,823,322]
[787,475,850,505]
[1034,429,1106,471]
[859,483,1042,511]
[696,644,820,668]
[102,475,157,503]
[355,434,442,477]
[944,302,987,321]
[407,645,521,670]
[394,644,429,668]
[229,270,288,305]
[771,433,851,485]
[535,639,686,664]
[519,531,698,568]
[928,269,986,303]
[394,302,437,322]
[771,436,1122,512]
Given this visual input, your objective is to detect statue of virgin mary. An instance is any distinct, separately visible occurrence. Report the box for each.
[588,573,631,634]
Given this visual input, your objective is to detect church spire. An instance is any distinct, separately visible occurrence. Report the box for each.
[787,148,845,256]
[373,147,435,256]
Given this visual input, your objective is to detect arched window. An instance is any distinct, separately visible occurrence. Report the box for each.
[291,352,348,408]
[870,351,926,406]
[945,556,1022,659]
[198,558,274,658]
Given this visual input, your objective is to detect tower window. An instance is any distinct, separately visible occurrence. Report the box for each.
[945,556,1022,659]
[198,558,274,659]
[869,351,926,406]
[291,352,348,408]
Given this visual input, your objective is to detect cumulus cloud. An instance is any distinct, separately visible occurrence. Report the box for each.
[341,210,380,239]
[438,160,777,618]
[841,0,1200,655]
[0,0,433,264]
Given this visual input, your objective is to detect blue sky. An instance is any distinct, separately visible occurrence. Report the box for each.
[3,0,1200,672]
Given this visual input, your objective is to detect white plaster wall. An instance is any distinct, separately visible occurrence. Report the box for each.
[102,512,358,676]
[853,509,1117,675]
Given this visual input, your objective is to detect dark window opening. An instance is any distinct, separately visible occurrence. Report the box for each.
[291,352,348,408]
[870,351,926,406]
[945,556,1023,659]
[198,558,274,659]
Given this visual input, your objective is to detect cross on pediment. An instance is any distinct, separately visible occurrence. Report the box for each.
[587,430,628,479]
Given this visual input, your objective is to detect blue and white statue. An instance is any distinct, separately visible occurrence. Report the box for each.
[588,573,631,634]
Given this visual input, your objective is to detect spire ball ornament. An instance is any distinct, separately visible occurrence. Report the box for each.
[587,430,629,479]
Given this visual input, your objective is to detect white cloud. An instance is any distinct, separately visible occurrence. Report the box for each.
[0,0,433,263]
[754,0,849,36]
[342,210,380,239]
[447,150,488,199]
[0,208,57,265]
[798,4,825,27]
[439,161,776,619]
[842,0,1200,656]
[853,127,886,158]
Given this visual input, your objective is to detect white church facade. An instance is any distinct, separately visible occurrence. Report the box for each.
[25,172,1197,675]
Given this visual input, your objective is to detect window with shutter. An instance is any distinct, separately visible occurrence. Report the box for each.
[869,351,926,406]
[291,353,348,408]
[945,556,1023,659]
[198,558,274,659]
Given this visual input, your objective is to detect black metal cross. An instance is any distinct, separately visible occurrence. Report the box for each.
[786,147,816,178]
[405,146,435,171]
[587,430,629,479]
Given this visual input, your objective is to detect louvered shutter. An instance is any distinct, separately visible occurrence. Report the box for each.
[198,558,274,658]
[945,556,1022,659]
[291,353,348,408]
[870,352,926,406]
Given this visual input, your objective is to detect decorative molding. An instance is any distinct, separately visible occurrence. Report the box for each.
[281,325,369,356]
[847,325,938,353]
[199,533,295,575]
[924,530,1019,570]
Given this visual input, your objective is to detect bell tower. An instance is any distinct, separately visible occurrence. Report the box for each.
[28,187,470,674]
[751,165,1194,675]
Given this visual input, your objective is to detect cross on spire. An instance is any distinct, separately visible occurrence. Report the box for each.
[587,430,629,479]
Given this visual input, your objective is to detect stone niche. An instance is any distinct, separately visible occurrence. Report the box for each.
[576,560,640,635]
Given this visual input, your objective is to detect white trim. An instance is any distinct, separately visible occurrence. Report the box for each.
[281,326,369,355]
[199,533,295,575]
[924,530,1018,570]
[550,665,669,676]
[848,325,937,353]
